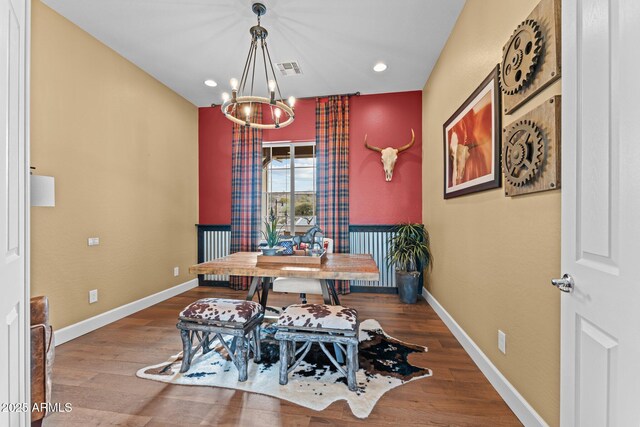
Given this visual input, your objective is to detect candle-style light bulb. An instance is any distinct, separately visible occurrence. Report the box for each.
[288,96,296,108]
[268,79,276,104]
[274,107,282,127]
[244,105,251,119]
[230,78,239,90]
[221,92,230,103]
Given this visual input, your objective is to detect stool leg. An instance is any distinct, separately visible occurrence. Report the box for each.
[334,343,345,364]
[179,329,192,373]
[202,333,212,354]
[236,336,248,382]
[229,336,238,357]
[253,326,261,362]
[346,342,358,392]
[288,341,296,365]
[279,339,289,385]
[353,342,359,372]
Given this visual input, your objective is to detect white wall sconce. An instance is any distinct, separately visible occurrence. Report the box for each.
[30,167,55,207]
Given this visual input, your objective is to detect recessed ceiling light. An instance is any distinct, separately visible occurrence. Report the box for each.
[204,79,217,87]
[373,62,387,72]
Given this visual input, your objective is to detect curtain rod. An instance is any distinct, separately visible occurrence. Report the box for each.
[209,91,360,108]
[303,91,361,101]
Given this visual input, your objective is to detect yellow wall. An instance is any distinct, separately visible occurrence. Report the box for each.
[30,1,198,330]
[422,0,561,425]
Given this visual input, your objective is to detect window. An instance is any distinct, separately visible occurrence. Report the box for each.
[263,142,316,236]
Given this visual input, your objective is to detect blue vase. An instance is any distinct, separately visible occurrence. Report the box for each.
[261,247,278,256]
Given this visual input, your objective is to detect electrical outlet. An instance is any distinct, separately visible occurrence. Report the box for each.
[88,237,100,246]
[173,266,180,277]
[498,330,506,354]
[89,289,98,304]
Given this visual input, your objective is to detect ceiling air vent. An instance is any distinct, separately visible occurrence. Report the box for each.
[276,61,303,76]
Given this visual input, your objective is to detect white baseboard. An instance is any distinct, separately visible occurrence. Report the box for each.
[423,288,549,427]
[54,278,198,346]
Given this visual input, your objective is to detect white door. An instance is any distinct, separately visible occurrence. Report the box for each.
[0,0,30,424]
[561,0,640,425]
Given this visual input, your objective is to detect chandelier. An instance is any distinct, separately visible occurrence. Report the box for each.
[220,3,295,130]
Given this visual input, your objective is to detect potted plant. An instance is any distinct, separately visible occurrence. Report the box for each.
[387,223,432,304]
[261,210,282,256]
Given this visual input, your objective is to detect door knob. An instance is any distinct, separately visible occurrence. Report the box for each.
[551,274,574,293]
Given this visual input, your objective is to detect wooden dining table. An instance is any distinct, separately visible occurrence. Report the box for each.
[190,252,379,363]
[189,252,380,308]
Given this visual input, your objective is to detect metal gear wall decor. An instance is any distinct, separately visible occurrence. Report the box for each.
[503,96,561,197]
[503,120,544,187]
[500,0,561,115]
[500,19,543,95]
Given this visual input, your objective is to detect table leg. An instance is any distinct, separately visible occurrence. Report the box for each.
[260,277,271,309]
[319,279,344,363]
[243,276,265,356]
[246,276,261,302]
[319,279,332,304]
[327,280,341,305]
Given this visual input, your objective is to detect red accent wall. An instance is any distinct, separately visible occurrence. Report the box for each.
[199,107,233,224]
[262,98,316,142]
[198,91,422,225]
[349,92,422,224]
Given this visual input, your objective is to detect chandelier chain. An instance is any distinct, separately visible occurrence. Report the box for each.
[250,38,258,98]
[239,39,254,95]
[264,41,284,102]
[260,40,274,121]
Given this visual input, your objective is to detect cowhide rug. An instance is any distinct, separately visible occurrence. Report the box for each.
[136,319,431,419]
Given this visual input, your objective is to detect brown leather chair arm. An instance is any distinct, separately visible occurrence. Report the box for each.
[30,296,49,326]
[30,296,54,423]
[30,324,47,422]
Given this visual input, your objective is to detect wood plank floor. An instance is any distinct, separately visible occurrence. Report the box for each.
[46,287,522,426]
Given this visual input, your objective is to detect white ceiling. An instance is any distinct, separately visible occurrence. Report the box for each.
[42,0,465,107]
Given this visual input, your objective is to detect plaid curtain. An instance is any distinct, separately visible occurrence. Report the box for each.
[230,107,263,290]
[316,95,351,294]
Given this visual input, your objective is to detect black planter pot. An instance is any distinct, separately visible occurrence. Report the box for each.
[396,271,420,304]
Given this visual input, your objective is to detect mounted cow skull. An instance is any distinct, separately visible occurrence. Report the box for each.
[364,129,415,181]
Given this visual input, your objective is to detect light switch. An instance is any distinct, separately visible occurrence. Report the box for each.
[88,237,100,246]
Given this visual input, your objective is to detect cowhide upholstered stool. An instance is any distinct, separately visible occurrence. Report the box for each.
[275,303,359,391]
[176,298,263,382]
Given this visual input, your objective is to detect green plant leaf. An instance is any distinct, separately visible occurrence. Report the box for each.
[386,223,432,272]
[262,216,282,247]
